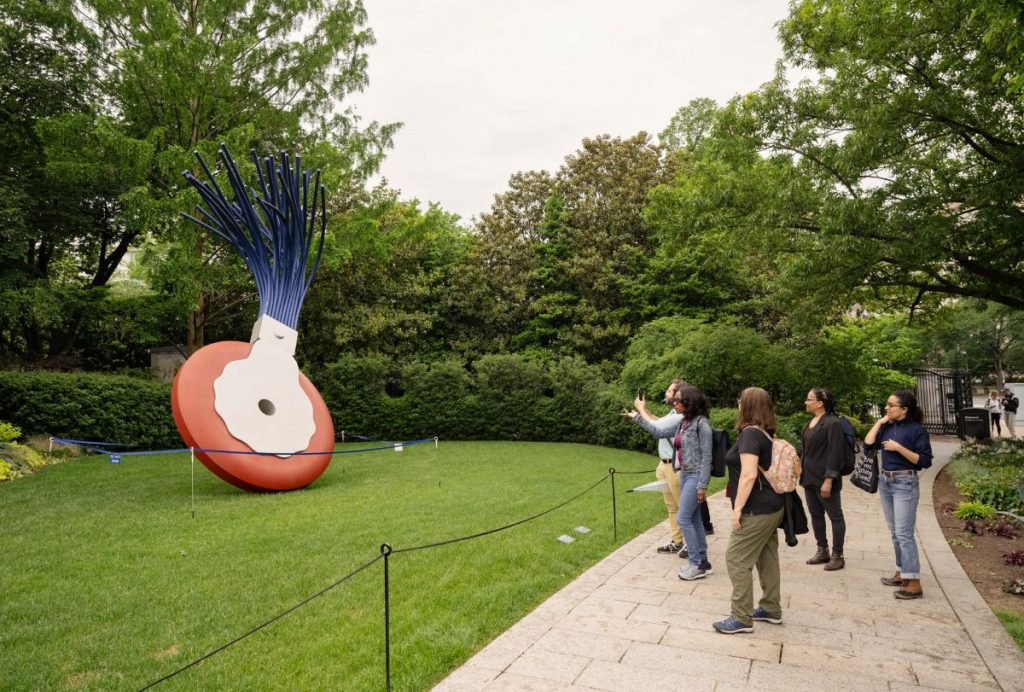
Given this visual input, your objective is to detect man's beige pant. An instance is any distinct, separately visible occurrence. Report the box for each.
[656,461,682,544]
[725,508,784,624]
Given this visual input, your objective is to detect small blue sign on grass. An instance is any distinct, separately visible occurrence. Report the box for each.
[109,454,121,465]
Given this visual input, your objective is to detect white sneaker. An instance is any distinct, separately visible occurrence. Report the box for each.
[678,564,707,581]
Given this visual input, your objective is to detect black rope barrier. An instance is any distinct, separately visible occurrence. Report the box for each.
[138,555,383,690]
[137,462,652,689]
[381,544,393,692]
[610,468,618,542]
[391,474,610,555]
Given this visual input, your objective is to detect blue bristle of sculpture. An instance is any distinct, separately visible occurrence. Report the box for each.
[181,144,327,330]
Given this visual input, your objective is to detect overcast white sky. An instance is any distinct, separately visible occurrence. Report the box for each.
[351,0,793,223]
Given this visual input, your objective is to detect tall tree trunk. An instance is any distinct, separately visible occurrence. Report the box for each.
[186,291,206,355]
[184,0,206,356]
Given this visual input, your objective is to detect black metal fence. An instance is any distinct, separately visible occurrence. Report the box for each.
[913,368,972,435]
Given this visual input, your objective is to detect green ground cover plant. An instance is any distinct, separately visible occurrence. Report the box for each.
[0,440,717,690]
[949,440,1024,513]
[996,611,1024,649]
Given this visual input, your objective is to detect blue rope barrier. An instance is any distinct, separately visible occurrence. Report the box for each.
[51,437,136,448]
[336,432,376,441]
[76,438,437,459]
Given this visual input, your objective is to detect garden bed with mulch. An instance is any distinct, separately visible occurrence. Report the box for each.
[933,465,1024,615]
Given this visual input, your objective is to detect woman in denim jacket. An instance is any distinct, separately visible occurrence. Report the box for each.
[629,386,715,580]
[864,389,933,600]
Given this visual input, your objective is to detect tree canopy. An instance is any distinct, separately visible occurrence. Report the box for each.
[4,0,1024,414]
[654,0,1024,321]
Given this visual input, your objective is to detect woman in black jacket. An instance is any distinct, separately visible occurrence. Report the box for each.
[800,387,846,571]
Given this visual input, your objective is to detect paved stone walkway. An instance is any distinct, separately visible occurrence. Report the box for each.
[435,437,1024,691]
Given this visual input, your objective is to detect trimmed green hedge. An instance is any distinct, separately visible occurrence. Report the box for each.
[318,354,611,445]
[0,360,820,455]
[0,371,179,448]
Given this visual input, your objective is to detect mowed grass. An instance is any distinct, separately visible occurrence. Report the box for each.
[996,610,1024,651]
[0,440,676,690]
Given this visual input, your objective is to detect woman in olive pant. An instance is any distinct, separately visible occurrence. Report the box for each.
[713,387,785,634]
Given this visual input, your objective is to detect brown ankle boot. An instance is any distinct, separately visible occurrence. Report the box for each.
[823,551,845,571]
[806,545,830,565]
[894,579,923,599]
[880,572,903,586]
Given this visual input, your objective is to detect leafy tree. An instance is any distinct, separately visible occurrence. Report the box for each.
[799,315,921,414]
[0,1,150,363]
[513,192,576,352]
[0,0,96,277]
[447,170,554,359]
[297,190,471,367]
[919,301,1024,386]
[620,316,800,409]
[659,97,721,154]
[455,135,672,367]
[654,0,1024,324]
[547,133,668,366]
[74,0,398,353]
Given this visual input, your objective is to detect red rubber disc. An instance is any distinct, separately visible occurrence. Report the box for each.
[171,341,334,492]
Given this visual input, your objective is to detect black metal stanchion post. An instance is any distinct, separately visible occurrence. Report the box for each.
[609,468,618,543]
[381,543,392,691]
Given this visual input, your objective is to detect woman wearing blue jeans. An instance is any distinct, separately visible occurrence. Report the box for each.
[864,390,933,600]
[629,385,714,580]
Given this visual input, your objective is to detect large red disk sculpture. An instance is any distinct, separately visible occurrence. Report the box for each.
[172,145,334,492]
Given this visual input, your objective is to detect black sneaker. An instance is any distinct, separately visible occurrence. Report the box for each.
[678,546,689,559]
[657,541,683,554]
[704,525,715,535]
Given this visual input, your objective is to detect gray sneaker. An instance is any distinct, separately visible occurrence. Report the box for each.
[678,564,707,581]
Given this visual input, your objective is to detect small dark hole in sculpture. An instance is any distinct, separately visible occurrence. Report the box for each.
[258,399,276,416]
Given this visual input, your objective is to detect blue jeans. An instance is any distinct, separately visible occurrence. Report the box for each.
[879,474,920,578]
[678,473,708,567]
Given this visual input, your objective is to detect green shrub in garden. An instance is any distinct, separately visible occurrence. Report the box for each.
[0,371,179,448]
[535,357,607,443]
[953,501,997,520]
[956,469,1024,513]
[0,420,51,482]
[0,421,21,443]
[953,438,1024,471]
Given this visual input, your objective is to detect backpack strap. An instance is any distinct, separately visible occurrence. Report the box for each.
[744,425,773,488]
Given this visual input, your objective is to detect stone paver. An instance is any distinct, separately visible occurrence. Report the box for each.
[434,437,1024,691]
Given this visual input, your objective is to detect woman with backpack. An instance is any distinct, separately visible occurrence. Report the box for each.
[713,387,785,634]
[1001,388,1018,439]
[628,385,715,581]
[800,387,847,571]
[864,389,933,600]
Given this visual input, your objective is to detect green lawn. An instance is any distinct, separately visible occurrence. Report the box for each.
[0,440,690,690]
[996,610,1024,651]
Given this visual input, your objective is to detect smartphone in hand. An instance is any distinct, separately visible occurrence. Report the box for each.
[637,388,646,401]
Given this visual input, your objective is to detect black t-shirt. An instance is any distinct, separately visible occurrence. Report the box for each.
[725,427,785,515]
